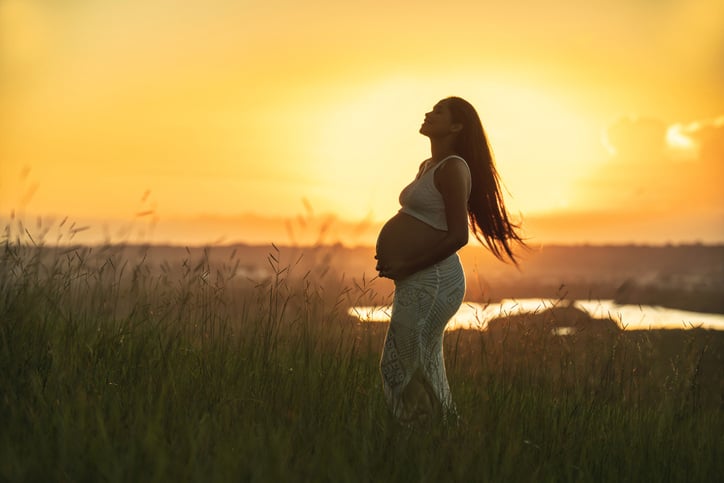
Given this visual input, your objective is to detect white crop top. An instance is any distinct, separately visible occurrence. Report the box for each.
[398,155,471,231]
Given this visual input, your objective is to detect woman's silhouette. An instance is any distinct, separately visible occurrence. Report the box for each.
[376,96,525,423]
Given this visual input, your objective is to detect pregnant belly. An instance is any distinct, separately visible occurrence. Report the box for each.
[376,212,447,265]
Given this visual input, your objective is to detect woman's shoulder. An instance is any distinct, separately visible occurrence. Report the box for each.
[441,154,466,163]
[434,155,472,195]
[439,154,468,167]
[436,155,470,176]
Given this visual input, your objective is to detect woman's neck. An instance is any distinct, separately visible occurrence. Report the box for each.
[429,140,457,163]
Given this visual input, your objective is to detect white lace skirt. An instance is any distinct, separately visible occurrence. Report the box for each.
[380,253,465,423]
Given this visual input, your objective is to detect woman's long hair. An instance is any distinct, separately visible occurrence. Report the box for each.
[444,96,526,264]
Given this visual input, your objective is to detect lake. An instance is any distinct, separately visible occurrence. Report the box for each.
[348,299,724,331]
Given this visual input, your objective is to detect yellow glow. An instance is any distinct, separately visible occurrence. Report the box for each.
[297,76,603,220]
[1,0,723,245]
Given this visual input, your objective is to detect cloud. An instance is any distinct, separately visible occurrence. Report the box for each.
[584,115,724,213]
[672,116,724,164]
[604,115,724,163]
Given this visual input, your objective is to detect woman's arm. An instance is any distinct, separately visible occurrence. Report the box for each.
[379,158,471,280]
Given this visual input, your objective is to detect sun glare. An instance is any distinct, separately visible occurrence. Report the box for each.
[300,75,603,220]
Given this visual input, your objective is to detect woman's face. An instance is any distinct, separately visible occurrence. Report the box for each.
[419,101,460,138]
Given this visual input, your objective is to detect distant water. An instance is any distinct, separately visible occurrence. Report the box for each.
[348,299,724,332]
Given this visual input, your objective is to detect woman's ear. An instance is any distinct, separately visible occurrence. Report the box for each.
[450,123,463,133]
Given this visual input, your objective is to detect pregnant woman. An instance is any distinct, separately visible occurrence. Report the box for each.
[376,96,525,424]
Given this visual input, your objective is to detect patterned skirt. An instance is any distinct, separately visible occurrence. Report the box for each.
[380,253,465,423]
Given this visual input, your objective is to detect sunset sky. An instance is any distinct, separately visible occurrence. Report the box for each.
[1,0,723,246]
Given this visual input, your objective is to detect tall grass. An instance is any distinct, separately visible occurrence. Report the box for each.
[1,234,722,482]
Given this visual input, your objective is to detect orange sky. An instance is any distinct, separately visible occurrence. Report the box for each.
[1,0,723,246]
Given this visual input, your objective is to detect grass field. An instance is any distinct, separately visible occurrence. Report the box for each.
[1,241,722,482]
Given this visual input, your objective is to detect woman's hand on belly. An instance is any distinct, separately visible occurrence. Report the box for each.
[375,256,415,281]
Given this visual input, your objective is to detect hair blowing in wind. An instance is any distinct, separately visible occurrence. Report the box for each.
[445,96,526,264]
